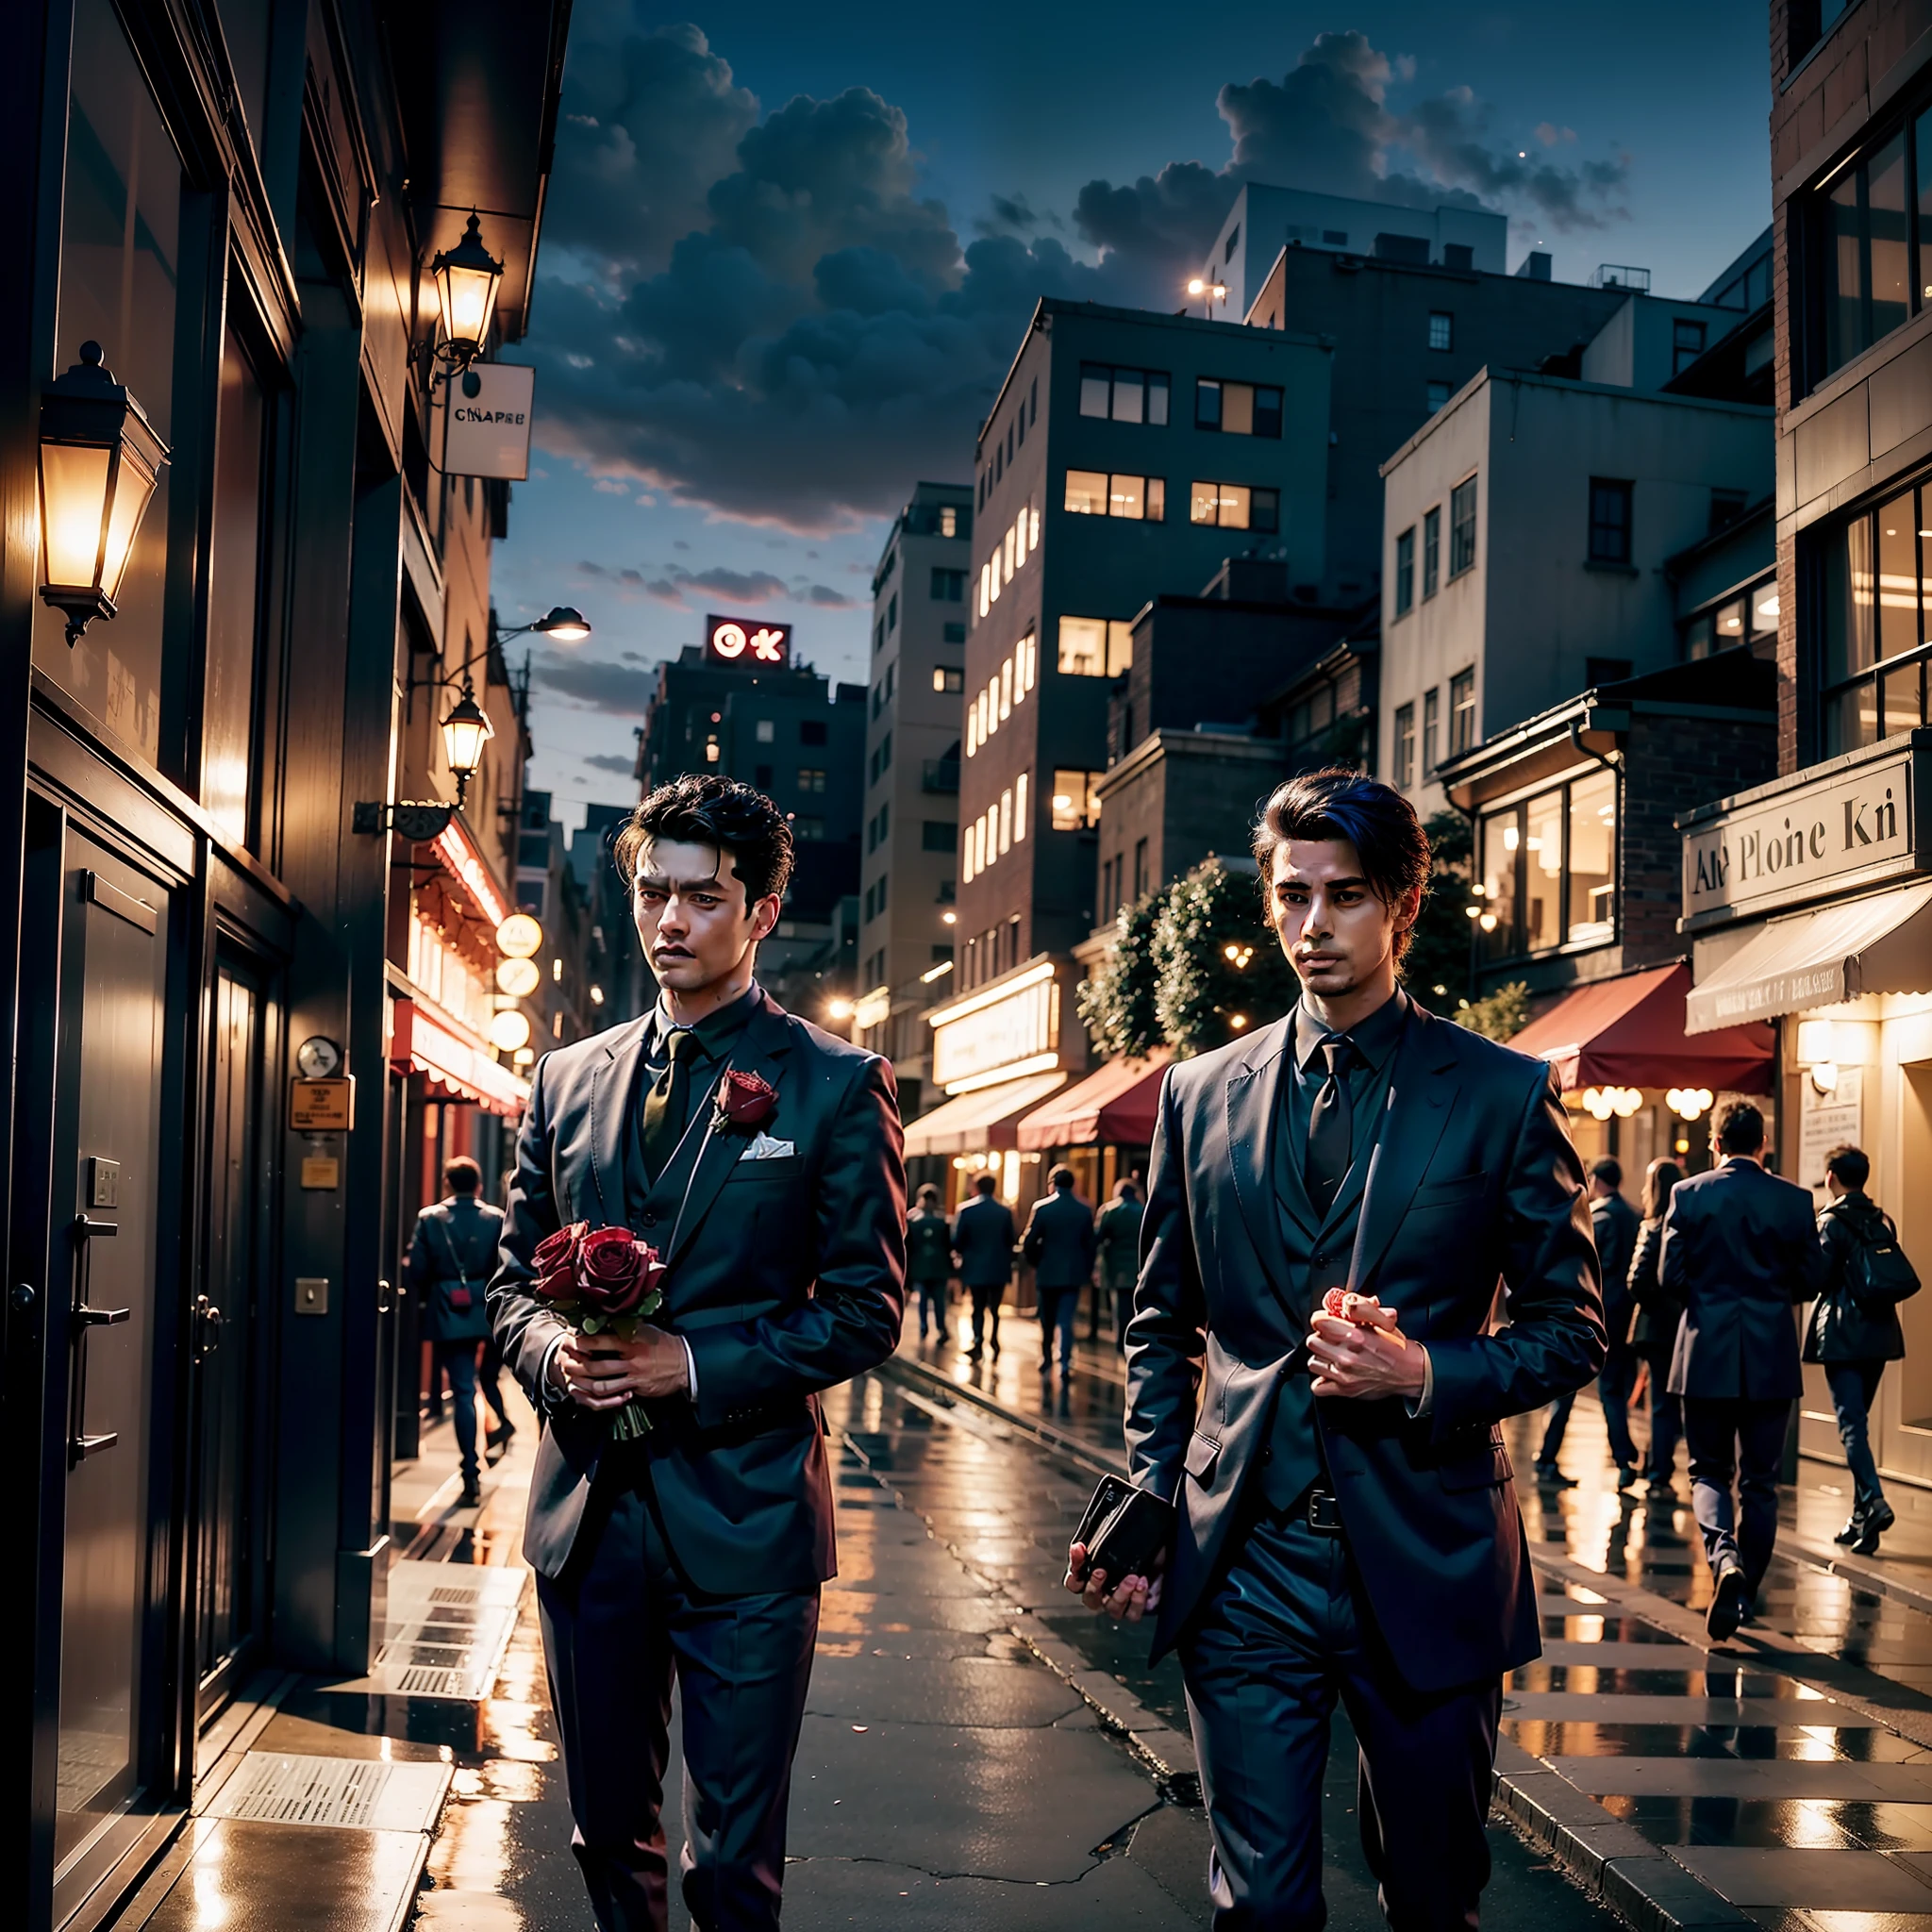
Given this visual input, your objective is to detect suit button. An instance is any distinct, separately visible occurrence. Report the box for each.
[1260,1445,1274,1461]
[1311,1252,1327,1268]
[641,1209,659,1228]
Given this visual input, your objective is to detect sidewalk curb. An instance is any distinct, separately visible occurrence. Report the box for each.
[879,1355,1751,1932]
[1783,1530,1932,1618]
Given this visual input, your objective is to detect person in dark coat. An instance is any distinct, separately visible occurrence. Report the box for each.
[1663,1100,1827,1640]
[906,1183,955,1343]
[1807,1144,1909,1555]
[1094,1179,1144,1348]
[1022,1164,1100,1375]
[1627,1158,1686,1493]
[952,1173,1017,1358]
[407,1154,503,1507]
[1535,1158,1641,1487]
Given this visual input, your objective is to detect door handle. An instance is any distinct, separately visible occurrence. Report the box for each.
[75,1215,118,1241]
[75,1303,129,1326]
[71,1432,119,1460]
[68,1213,125,1466]
[194,1294,224,1359]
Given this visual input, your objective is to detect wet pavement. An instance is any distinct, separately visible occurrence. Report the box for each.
[893,1296,1932,1927]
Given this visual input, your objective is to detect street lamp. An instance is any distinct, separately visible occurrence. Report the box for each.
[498,606,591,644]
[431,212,505,374]
[37,341,170,644]
[1186,276,1228,318]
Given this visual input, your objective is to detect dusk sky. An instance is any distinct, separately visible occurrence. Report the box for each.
[491,1,1774,827]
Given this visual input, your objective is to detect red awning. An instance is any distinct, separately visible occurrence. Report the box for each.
[1016,1050,1173,1150]
[391,998,529,1117]
[1507,962,1773,1094]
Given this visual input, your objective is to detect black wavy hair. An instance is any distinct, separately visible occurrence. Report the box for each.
[613,774,795,907]
[1251,768,1431,960]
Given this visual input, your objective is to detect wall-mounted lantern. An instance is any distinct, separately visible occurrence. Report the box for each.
[439,685,494,802]
[37,341,169,644]
[429,211,505,381]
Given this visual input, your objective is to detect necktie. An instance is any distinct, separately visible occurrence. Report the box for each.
[1304,1034,1355,1216]
[641,1027,701,1182]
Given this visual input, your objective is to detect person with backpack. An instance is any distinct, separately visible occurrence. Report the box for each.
[1808,1144,1920,1556]
[407,1154,504,1507]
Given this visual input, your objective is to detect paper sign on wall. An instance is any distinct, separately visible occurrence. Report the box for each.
[444,364,535,480]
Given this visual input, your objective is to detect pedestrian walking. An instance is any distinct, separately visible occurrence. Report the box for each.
[1627,1157,1686,1493]
[1662,1099,1826,1641]
[1808,1143,1919,1556]
[906,1183,955,1343]
[1071,768,1602,1930]
[1094,1178,1144,1348]
[1535,1158,1641,1487]
[952,1173,1016,1358]
[1021,1164,1098,1376]
[406,1155,504,1507]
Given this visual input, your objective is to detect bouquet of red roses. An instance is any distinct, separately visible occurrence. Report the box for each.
[530,1222,670,1441]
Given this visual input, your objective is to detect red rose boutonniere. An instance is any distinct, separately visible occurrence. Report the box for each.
[714,1068,778,1132]
[1319,1288,1407,1348]
[531,1221,669,1440]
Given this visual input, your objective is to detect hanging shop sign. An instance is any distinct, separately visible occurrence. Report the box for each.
[927,959,1063,1094]
[1680,734,1932,929]
[443,363,535,480]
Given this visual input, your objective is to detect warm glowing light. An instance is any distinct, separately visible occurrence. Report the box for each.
[441,688,494,780]
[1810,1061,1840,1096]
[1666,1087,1714,1121]
[488,1008,532,1051]
[533,605,591,643]
[495,956,541,997]
[513,1046,536,1067]
[920,959,955,983]
[941,910,958,925]
[1478,912,1498,931]
[496,912,543,958]
[435,822,508,925]
[590,985,605,1005]
[1581,1085,1644,1121]
[827,998,856,1021]
[1188,277,1207,295]
[1228,1013,1249,1030]
[432,212,505,356]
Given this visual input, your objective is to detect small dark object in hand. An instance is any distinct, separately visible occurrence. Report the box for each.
[1073,1475,1175,1586]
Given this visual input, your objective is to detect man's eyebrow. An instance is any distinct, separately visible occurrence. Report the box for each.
[1277,874,1370,891]
[635,874,730,892]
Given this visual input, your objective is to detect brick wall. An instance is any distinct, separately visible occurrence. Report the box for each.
[1618,710,1779,961]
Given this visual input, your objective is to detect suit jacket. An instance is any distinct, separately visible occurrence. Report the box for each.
[490,989,905,1592]
[952,1194,1017,1287]
[1662,1158,1824,1401]
[1592,1191,1641,1348]
[1096,1197,1145,1290]
[1023,1187,1099,1289]
[1804,1194,1907,1365]
[1125,1000,1604,1693]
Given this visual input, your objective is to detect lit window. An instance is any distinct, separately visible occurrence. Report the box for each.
[1107,621,1133,678]
[756,719,774,743]
[1000,658,1012,719]
[1058,615,1106,676]
[933,666,963,693]
[1193,378,1283,437]
[1015,771,1028,841]
[705,736,720,763]
[1064,469,1108,515]
[1190,481,1279,533]
[999,788,1012,854]
[1050,769,1102,831]
[940,506,958,538]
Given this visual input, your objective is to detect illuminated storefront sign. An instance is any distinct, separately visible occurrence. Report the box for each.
[707,612,791,668]
[928,960,1062,1093]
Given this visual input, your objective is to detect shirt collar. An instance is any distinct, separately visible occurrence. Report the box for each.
[1292,988,1408,1074]
[650,981,761,1060]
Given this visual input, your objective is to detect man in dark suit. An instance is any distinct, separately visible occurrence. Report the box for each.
[952,1173,1016,1358]
[1067,769,1603,1931]
[1022,1163,1099,1375]
[1662,1100,1824,1640]
[407,1154,504,1507]
[1534,1158,1642,1488]
[491,775,904,1932]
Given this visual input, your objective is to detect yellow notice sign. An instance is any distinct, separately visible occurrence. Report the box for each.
[300,1156,341,1191]
[290,1077,354,1132]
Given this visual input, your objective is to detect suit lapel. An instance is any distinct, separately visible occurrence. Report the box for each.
[664,993,793,1271]
[1225,1018,1306,1309]
[1344,1007,1456,1295]
[589,1017,651,1224]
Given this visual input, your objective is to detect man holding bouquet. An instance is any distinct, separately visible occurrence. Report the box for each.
[491,774,905,1932]
[1070,769,1602,1930]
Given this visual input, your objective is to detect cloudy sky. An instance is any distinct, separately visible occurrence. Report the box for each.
[491,1,1774,824]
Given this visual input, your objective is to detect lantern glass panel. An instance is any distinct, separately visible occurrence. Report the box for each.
[36,0,185,766]
[100,444,160,602]
[40,441,113,586]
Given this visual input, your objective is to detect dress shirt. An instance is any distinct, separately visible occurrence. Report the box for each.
[1286,990,1434,1417]
[542,983,763,1408]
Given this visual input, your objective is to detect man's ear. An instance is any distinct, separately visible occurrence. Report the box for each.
[747,892,782,944]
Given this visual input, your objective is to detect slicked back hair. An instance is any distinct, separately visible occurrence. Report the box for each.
[614,774,794,908]
[1252,768,1431,961]
[1715,1100,1766,1155]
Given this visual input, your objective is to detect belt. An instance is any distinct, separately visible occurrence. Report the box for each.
[1273,1484,1344,1537]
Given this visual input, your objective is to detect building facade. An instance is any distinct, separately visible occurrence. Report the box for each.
[0,0,570,1923]
[855,482,972,1116]
[1671,0,1932,1493]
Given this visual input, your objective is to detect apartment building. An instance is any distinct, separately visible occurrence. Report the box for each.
[854,483,973,1114]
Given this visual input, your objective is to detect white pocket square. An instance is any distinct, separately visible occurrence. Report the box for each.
[739,1132,795,1161]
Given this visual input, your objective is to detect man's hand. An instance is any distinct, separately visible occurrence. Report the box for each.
[558,1327,689,1407]
[1307,1298,1426,1401]
[1063,1541,1165,1623]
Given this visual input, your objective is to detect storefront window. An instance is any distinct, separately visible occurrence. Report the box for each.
[34,0,187,767]
[1477,770,1620,959]
[1822,485,1932,753]
[203,325,266,846]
